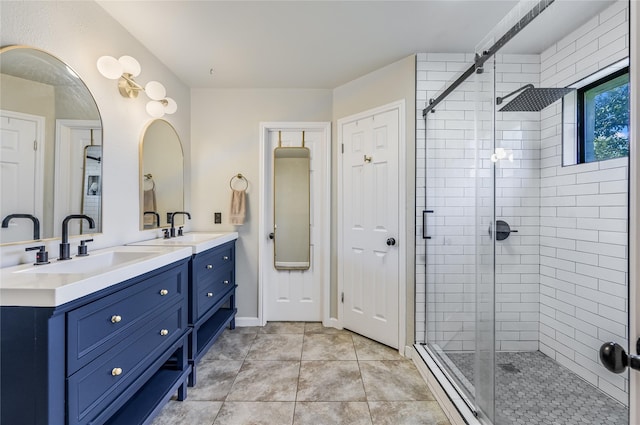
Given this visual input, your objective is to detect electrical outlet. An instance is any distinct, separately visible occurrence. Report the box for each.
[214,212,222,224]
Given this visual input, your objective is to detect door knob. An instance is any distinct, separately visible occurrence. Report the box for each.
[386,237,396,246]
[599,340,640,373]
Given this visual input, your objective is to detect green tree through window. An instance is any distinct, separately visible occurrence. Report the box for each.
[579,68,629,163]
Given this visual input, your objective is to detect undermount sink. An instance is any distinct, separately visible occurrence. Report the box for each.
[15,250,158,275]
[128,232,238,254]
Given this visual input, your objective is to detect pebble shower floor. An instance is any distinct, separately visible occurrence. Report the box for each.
[447,351,628,425]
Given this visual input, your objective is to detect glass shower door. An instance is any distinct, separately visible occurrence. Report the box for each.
[422,53,496,420]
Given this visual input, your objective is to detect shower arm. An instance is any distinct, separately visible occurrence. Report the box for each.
[496,84,534,105]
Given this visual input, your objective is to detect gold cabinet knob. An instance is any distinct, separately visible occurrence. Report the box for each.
[223,280,229,284]
[207,292,214,297]
[111,367,123,376]
[160,329,169,336]
[159,289,169,296]
[223,256,229,261]
[206,264,213,269]
[111,315,122,324]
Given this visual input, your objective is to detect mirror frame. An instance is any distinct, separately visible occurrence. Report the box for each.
[273,145,311,270]
[0,45,103,246]
[138,119,185,231]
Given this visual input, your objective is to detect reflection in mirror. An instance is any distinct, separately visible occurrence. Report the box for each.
[0,45,102,244]
[140,119,184,230]
[273,146,310,270]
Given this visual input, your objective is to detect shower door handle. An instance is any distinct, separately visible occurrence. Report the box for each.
[599,339,640,373]
[422,210,433,240]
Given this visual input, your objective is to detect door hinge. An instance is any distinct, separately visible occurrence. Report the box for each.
[341,144,344,154]
[341,292,344,303]
[33,140,37,151]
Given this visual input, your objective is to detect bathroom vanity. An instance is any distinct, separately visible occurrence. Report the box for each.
[129,232,238,385]
[0,246,193,425]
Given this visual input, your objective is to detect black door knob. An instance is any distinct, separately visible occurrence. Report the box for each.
[386,238,396,246]
[600,341,640,373]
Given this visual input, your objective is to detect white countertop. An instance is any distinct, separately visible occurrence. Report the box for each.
[0,245,192,307]
[127,232,238,254]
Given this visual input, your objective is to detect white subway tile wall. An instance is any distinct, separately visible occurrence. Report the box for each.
[415,0,629,406]
[538,0,629,405]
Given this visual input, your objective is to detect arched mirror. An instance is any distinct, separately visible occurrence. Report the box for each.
[0,45,103,245]
[139,119,184,230]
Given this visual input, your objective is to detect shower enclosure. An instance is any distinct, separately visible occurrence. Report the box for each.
[415,1,632,424]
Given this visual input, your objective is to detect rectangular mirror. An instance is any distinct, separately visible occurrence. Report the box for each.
[273,146,310,270]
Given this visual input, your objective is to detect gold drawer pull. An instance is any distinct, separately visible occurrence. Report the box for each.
[222,256,229,260]
[159,289,169,296]
[223,280,229,284]
[206,264,213,269]
[111,315,122,324]
[207,292,214,297]
[111,367,123,376]
[160,329,169,336]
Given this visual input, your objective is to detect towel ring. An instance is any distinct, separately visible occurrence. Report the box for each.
[230,173,248,191]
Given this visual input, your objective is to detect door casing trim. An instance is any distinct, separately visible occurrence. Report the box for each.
[258,121,332,326]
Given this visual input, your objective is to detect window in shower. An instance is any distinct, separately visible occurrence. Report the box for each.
[577,67,629,163]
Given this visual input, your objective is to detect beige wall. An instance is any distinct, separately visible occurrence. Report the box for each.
[190,88,333,316]
[332,55,416,345]
[1,1,191,266]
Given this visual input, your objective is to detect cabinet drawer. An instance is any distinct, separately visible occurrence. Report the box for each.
[192,243,234,274]
[67,264,186,374]
[67,302,187,425]
[196,268,234,320]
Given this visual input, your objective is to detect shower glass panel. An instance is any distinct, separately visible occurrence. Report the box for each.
[422,54,496,421]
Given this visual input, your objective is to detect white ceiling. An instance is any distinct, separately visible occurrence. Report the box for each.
[97,0,616,90]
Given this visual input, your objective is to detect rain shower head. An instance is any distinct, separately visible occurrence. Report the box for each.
[497,84,575,112]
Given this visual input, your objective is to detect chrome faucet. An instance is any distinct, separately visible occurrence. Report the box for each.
[169,211,191,237]
[1,213,40,240]
[59,214,95,260]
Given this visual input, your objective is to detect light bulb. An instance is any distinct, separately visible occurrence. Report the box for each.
[146,101,165,118]
[118,55,141,77]
[96,56,123,79]
[145,81,166,101]
[164,97,177,114]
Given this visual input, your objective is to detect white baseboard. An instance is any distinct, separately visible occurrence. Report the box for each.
[324,317,341,329]
[234,317,261,327]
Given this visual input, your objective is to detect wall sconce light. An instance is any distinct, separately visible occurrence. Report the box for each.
[96,55,177,118]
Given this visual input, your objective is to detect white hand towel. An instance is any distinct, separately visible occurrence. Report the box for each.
[230,189,246,225]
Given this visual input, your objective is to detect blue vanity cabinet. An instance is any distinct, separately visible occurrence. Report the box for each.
[188,240,237,385]
[0,258,192,425]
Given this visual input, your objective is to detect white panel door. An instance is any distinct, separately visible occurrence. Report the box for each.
[341,107,400,348]
[265,128,325,321]
[0,111,42,243]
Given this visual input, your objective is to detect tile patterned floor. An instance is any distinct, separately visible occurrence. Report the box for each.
[447,351,629,425]
[151,322,450,425]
